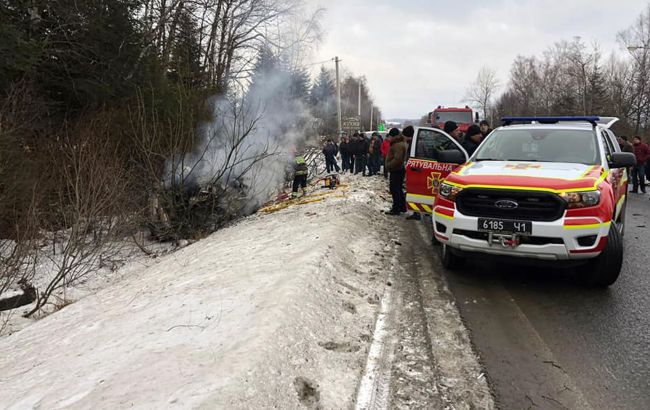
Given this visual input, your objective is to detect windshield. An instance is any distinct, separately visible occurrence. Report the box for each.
[434,111,473,124]
[474,128,600,165]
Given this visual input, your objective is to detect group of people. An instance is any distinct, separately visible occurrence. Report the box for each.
[317,120,495,217]
[324,132,387,177]
[618,135,650,195]
[442,119,492,156]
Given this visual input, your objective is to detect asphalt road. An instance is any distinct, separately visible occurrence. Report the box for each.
[433,193,650,410]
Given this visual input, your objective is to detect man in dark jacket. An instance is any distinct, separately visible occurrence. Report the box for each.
[385,129,408,215]
[339,136,351,172]
[356,134,369,175]
[479,120,492,138]
[462,124,482,156]
[444,120,463,143]
[348,134,357,171]
[322,139,340,173]
[617,135,634,153]
[367,133,382,176]
[617,135,634,181]
[631,136,650,193]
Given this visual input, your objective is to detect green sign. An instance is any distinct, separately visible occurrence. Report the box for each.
[378,123,386,132]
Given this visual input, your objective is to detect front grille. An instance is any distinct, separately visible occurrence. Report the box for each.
[456,188,566,221]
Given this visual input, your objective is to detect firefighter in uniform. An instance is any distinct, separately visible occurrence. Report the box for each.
[292,154,309,198]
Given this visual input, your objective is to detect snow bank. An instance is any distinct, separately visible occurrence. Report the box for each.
[0,176,392,409]
[1,238,174,336]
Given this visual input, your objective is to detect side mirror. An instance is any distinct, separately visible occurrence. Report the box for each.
[439,149,466,164]
[609,152,636,168]
[475,112,479,123]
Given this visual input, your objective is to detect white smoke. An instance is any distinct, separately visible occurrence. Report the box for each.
[166,68,315,212]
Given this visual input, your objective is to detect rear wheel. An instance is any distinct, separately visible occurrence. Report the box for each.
[581,225,623,287]
[441,243,464,270]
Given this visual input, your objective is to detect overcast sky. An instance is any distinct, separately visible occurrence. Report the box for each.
[309,0,649,119]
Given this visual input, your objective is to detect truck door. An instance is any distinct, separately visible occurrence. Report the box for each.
[406,127,468,213]
[603,130,626,220]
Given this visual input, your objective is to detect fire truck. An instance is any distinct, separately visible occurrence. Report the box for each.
[428,106,479,133]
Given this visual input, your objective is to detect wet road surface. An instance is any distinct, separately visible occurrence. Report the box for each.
[435,193,650,409]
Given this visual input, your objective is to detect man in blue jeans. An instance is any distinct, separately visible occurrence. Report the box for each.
[631,136,650,194]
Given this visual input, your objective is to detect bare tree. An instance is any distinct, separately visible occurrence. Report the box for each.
[604,54,636,128]
[465,66,500,123]
[617,3,650,133]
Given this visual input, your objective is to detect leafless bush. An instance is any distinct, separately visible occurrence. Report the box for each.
[24,118,136,317]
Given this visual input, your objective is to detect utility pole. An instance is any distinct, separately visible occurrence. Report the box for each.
[335,56,342,138]
[370,105,374,131]
[358,79,361,117]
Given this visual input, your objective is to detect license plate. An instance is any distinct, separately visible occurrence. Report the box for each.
[477,218,532,235]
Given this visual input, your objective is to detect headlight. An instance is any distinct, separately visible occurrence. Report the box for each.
[439,183,463,201]
[559,191,600,208]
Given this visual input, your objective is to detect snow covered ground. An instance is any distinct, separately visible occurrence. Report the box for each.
[0,236,175,336]
[0,174,492,409]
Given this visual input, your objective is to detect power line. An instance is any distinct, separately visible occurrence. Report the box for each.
[305,58,338,67]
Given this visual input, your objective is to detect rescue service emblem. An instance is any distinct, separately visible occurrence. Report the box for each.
[427,172,442,195]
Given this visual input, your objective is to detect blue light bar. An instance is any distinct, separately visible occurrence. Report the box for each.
[501,116,600,126]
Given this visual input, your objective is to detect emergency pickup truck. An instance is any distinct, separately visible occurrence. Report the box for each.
[407,116,636,287]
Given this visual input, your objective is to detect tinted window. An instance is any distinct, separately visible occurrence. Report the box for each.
[475,128,600,165]
[414,129,461,160]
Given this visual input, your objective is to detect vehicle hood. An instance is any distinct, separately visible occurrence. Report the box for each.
[445,161,605,192]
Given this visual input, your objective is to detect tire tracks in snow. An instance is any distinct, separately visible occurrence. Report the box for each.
[355,213,494,409]
[354,251,397,410]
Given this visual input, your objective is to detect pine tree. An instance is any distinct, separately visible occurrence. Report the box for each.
[249,46,282,90]
[168,9,203,88]
[310,67,334,106]
[34,0,147,111]
[587,60,608,115]
[309,66,336,136]
[289,66,311,103]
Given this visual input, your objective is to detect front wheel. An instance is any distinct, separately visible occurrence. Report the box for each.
[581,226,623,287]
[441,243,464,270]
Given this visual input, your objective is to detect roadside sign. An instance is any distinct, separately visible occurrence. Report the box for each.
[378,123,386,132]
[342,116,361,133]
